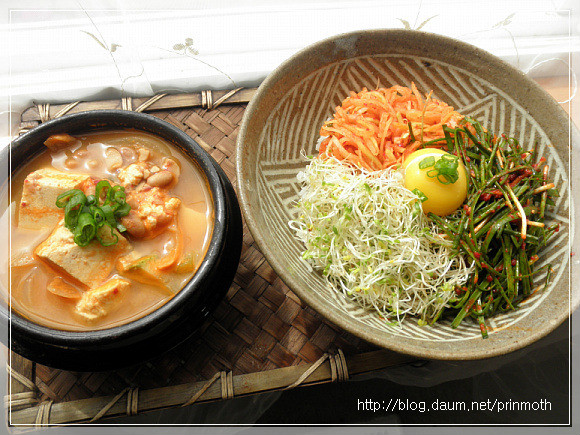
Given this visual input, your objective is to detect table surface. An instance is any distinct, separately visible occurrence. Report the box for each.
[95,75,575,426]
[0,75,573,430]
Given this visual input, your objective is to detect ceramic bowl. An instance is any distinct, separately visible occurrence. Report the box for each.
[1,110,243,371]
[236,29,575,360]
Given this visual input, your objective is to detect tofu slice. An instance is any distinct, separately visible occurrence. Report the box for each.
[18,168,90,230]
[34,220,130,288]
[75,278,130,321]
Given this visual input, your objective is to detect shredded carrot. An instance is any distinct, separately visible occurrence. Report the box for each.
[318,83,463,171]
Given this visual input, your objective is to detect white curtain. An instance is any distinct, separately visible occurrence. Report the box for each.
[1,0,578,139]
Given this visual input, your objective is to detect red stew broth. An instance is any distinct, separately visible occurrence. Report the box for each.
[6,130,214,331]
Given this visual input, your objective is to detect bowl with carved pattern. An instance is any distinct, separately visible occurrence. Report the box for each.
[236,29,576,360]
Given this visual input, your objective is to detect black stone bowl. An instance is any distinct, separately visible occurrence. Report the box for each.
[0,110,243,371]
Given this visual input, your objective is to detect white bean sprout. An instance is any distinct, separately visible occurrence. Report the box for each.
[289,156,473,325]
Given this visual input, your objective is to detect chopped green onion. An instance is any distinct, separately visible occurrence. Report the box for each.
[55,180,131,247]
[56,189,84,208]
[96,223,119,247]
[95,180,111,203]
[419,154,459,184]
[63,192,87,229]
[73,212,97,247]
[100,204,117,227]
[418,156,435,169]
[114,202,131,219]
[411,188,428,202]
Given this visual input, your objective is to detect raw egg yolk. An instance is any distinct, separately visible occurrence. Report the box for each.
[403,148,468,216]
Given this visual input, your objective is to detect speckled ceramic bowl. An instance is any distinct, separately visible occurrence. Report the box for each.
[237,30,576,360]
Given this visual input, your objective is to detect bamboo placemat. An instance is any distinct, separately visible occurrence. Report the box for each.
[6,88,417,426]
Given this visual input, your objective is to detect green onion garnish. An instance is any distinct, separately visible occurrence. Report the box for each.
[74,212,97,247]
[96,223,119,247]
[56,180,130,247]
[419,154,460,185]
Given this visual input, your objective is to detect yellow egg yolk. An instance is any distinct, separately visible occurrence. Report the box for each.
[403,148,468,216]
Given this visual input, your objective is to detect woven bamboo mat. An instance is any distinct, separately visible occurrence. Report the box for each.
[7,89,417,426]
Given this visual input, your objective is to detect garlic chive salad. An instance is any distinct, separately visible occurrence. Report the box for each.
[289,85,559,337]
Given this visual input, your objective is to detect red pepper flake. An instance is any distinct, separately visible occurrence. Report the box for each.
[511,259,517,266]
[474,252,481,259]
[464,299,477,312]
[486,275,493,282]
[481,193,491,201]
[532,159,546,170]
[466,156,471,162]
[496,264,504,272]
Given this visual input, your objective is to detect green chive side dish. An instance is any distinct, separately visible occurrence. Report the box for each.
[425,118,559,337]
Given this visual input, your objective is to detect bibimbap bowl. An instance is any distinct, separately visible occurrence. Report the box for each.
[236,29,577,360]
